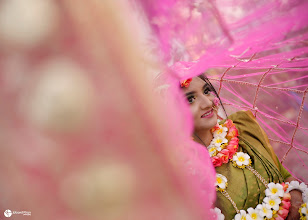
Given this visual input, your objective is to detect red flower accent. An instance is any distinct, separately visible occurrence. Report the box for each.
[275,215,284,220]
[281,182,289,192]
[218,151,229,163]
[282,192,291,201]
[230,137,239,143]
[226,145,237,158]
[220,148,232,163]
[211,123,220,133]
[281,200,291,210]
[227,127,239,139]
[221,149,231,158]
[225,119,234,129]
[180,78,192,88]
[226,137,239,157]
[278,208,289,219]
[212,156,223,167]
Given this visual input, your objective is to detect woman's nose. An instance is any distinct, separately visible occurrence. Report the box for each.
[199,95,212,109]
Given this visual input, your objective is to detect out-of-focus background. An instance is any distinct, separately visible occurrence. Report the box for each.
[0,0,307,219]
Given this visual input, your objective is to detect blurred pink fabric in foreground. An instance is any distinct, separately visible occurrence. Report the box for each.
[0,1,215,219]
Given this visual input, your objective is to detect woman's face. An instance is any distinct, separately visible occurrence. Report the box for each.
[182,77,218,133]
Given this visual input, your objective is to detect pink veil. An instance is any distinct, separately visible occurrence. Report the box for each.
[138,0,308,183]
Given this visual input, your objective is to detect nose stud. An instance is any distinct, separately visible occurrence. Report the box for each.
[212,97,219,111]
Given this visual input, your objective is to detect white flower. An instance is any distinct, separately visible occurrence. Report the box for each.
[303,189,308,204]
[300,203,307,219]
[265,183,284,199]
[233,152,250,167]
[208,146,217,157]
[213,125,228,138]
[215,174,227,190]
[234,210,248,220]
[263,196,281,211]
[288,181,308,195]
[210,207,225,220]
[299,182,308,193]
[256,203,273,219]
[246,207,262,220]
[301,206,307,215]
[212,136,228,148]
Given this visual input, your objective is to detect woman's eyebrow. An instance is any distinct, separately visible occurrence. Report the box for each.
[203,83,210,90]
[185,91,195,96]
[185,84,211,96]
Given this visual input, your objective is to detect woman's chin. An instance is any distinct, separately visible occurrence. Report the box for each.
[196,113,218,131]
[208,115,218,129]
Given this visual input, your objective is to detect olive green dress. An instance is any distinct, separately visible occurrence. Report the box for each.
[215,111,291,220]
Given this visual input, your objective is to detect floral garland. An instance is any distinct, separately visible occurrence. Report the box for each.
[208,119,239,167]
[215,172,292,220]
[210,207,225,220]
[210,120,303,220]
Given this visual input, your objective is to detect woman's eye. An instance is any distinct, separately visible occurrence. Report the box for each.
[204,88,210,95]
[187,96,195,103]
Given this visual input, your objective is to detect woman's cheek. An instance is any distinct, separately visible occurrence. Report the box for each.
[191,105,199,119]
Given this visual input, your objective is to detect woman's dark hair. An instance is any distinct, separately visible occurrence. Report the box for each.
[198,74,228,118]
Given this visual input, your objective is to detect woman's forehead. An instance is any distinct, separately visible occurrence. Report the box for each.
[183,77,205,92]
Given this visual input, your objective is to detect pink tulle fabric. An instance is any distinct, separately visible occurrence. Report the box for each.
[0,1,215,219]
[139,0,308,183]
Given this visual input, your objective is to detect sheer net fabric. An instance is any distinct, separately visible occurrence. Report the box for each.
[139,0,308,183]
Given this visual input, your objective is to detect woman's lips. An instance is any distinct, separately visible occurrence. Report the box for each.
[201,109,214,118]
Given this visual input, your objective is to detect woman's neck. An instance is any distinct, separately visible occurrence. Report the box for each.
[193,129,213,147]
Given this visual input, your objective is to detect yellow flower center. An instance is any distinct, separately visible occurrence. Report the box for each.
[209,148,215,152]
[217,177,222,184]
[217,128,223,134]
[269,200,275,206]
[271,188,278,194]
[251,213,257,219]
[262,207,267,213]
[216,139,222,144]
[238,156,245,162]
[221,143,227,149]
[241,216,246,220]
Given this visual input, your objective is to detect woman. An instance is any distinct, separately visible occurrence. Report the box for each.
[180,74,306,220]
